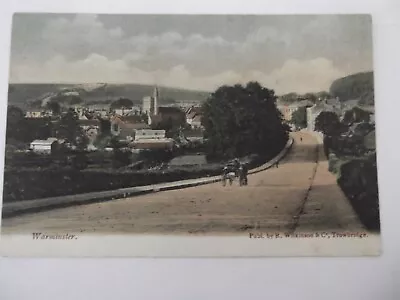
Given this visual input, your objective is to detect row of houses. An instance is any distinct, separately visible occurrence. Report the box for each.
[278,97,375,131]
[30,129,175,154]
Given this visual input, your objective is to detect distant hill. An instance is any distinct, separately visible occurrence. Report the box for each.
[8,83,210,109]
[329,71,374,105]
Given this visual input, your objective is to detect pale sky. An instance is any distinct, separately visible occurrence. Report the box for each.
[9,14,373,94]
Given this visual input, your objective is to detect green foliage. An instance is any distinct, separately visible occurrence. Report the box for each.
[46,100,61,115]
[152,117,173,131]
[315,91,331,100]
[302,93,317,102]
[280,92,298,103]
[55,109,79,140]
[337,155,379,230]
[363,130,376,150]
[98,118,111,135]
[202,81,289,159]
[68,95,84,105]
[28,99,43,108]
[110,137,131,168]
[342,107,371,125]
[55,109,88,150]
[291,107,307,129]
[315,111,340,136]
[329,71,374,105]
[151,116,185,138]
[52,94,83,106]
[280,91,330,104]
[6,106,53,142]
[6,106,24,126]
[110,97,134,109]
[71,153,88,170]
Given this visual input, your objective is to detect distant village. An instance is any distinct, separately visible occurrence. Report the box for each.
[277,96,375,130]
[19,86,204,156]
[7,86,376,161]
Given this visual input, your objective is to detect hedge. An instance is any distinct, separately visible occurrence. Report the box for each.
[337,156,380,231]
[326,147,380,231]
[2,164,225,202]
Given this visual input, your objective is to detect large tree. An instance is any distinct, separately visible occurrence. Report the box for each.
[315,111,341,136]
[55,109,88,149]
[279,92,298,103]
[342,107,371,125]
[291,107,307,129]
[202,81,289,159]
[110,98,134,109]
[46,100,61,115]
[6,106,25,141]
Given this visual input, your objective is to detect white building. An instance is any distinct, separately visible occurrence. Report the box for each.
[306,98,342,131]
[134,129,166,141]
[185,106,203,129]
[277,100,314,121]
[25,111,53,118]
[131,129,174,150]
[142,86,159,117]
[114,108,133,116]
[30,138,59,154]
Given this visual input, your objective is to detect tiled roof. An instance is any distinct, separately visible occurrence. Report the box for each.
[192,115,202,122]
[158,107,184,114]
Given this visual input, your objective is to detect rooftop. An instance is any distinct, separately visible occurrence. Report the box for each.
[158,106,184,114]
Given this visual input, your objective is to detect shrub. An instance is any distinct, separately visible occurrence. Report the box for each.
[337,157,380,230]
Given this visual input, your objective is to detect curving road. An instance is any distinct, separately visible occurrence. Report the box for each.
[1,132,364,235]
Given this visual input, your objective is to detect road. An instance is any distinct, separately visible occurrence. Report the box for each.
[1,132,364,235]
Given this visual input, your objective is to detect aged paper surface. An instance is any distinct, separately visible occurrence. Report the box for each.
[0,14,380,257]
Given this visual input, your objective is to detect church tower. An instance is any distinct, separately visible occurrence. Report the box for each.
[153,86,159,115]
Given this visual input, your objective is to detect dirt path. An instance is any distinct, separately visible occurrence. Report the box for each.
[1,132,363,235]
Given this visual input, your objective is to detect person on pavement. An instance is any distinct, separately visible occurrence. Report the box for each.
[241,163,248,185]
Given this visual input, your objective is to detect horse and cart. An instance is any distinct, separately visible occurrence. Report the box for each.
[221,160,248,187]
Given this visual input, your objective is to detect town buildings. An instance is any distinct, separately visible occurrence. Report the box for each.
[25,110,53,118]
[185,106,203,129]
[305,98,375,131]
[29,138,60,154]
[142,86,187,127]
[142,86,159,118]
[306,98,342,131]
[277,100,314,121]
[131,129,174,150]
[110,115,150,142]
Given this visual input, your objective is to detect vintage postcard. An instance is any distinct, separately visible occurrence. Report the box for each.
[0,14,380,257]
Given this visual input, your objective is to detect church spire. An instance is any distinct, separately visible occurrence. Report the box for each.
[153,85,159,115]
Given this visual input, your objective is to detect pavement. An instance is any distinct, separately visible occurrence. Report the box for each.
[1,132,364,235]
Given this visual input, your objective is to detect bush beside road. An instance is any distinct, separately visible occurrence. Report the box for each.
[323,133,380,231]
